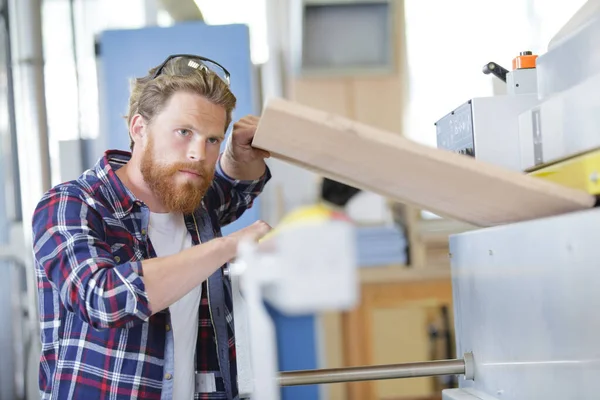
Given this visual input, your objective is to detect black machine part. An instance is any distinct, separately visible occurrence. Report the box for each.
[320,178,362,207]
[482,61,509,83]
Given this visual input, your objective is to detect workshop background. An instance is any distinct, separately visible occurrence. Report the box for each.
[0,1,587,400]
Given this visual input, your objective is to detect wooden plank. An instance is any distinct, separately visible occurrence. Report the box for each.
[253,98,596,227]
[359,265,451,284]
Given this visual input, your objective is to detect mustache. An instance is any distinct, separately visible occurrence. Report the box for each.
[164,162,212,176]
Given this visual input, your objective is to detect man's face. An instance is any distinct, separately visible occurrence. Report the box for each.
[139,91,227,214]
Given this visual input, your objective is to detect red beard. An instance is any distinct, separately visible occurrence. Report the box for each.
[140,137,215,214]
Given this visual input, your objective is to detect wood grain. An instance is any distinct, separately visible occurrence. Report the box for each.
[254,98,596,227]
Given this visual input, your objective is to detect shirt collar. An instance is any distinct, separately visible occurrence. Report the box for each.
[93,149,140,216]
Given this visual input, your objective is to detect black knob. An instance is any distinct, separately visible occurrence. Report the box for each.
[482,62,508,83]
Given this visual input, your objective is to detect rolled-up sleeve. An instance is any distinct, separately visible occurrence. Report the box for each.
[204,154,272,226]
[32,189,152,330]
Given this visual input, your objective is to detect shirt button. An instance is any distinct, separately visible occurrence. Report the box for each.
[166,324,171,331]
[114,256,120,263]
[141,229,147,235]
[164,373,172,380]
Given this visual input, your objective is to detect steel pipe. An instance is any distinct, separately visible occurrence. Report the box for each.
[278,358,466,387]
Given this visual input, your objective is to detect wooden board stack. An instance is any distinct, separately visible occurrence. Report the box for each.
[253,98,596,227]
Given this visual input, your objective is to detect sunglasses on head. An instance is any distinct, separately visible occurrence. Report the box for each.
[151,54,231,86]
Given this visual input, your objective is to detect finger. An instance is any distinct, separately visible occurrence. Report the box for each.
[232,121,250,131]
[229,220,271,241]
[235,122,257,133]
[237,115,259,125]
[253,219,272,230]
[233,130,255,145]
[254,149,271,158]
[252,220,272,236]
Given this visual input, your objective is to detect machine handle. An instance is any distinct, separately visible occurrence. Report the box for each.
[482,61,509,83]
[278,353,474,386]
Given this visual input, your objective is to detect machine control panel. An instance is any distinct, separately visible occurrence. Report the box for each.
[435,100,475,157]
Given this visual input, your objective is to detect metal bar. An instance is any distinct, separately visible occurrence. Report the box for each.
[7,1,50,399]
[277,359,465,387]
[0,246,26,266]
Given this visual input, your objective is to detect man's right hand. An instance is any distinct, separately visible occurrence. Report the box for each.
[143,220,271,314]
[227,220,272,245]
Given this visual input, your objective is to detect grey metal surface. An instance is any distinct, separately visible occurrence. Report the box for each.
[442,388,492,400]
[450,208,600,400]
[278,358,466,386]
[518,70,600,166]
[436,95,539,171]
[436,101,474,157]
[0,3,20,223]
[536,7,600,99]
[516,5,600,168]
[0,2,18,399]
[8,0,51,218]
[6,0,50,398]
[506,68,537,96]
[0,83,16,400]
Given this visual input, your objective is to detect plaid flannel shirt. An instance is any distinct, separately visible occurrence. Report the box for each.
[32,150,270,399]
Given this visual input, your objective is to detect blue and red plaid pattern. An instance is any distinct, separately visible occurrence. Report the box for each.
[32,150,270,399]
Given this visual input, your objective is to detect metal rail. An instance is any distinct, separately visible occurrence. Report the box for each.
[278,358,467,387]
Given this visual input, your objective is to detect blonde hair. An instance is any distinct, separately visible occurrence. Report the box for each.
[126,57,236,150]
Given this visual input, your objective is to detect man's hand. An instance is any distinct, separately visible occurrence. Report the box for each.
[221,115,270,180]
[225,220,273,257]
[228,220,272,244]
[144,220,272,314]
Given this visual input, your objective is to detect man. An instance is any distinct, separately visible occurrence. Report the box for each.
[32,54,272,400]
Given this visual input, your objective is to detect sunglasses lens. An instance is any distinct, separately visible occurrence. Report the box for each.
[166,56,230,85]
[194,59,230,85]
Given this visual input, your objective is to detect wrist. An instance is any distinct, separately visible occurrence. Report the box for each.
[218,236,240,261]
[220,151,266,181]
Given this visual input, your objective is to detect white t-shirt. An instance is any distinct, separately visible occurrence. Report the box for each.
[148,211,201,400]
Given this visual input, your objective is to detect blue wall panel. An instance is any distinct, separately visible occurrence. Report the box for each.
[267,305,320,400]
[97,22,259,235]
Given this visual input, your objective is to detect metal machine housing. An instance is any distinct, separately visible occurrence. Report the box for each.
[443,208,600,400]
[435,94,539,171]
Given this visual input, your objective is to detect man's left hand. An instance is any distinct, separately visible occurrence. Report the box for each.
[221,115,270,180]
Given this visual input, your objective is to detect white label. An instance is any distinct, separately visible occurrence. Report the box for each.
[196,372,217,393]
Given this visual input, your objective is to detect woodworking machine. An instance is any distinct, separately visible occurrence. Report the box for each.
[230,2,600,400]
[436,0,600,197]
[439,1,600,399]
[435,52,539,171]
